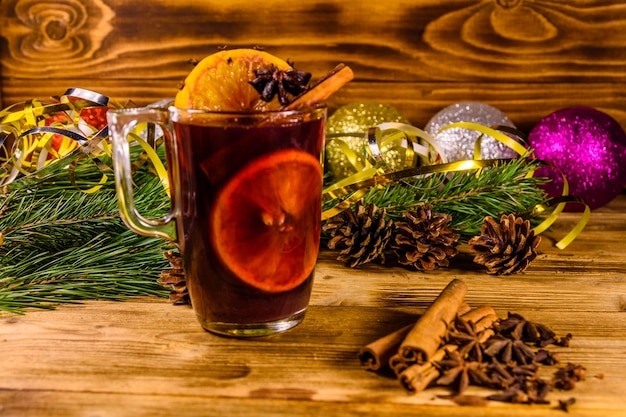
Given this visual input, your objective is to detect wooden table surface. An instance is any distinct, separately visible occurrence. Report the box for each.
[1,194,626,417]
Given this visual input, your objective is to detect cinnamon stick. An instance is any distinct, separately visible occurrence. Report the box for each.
[389,351,411,376]
[358,324,412,371]
[398,345,456,394]
[282,64,354,110]
[397,279,468,364]
[398,307,498,393]
[458,302,472,317]
[358,300,473,371]
[397,329,498,394]
[459,305,497,329]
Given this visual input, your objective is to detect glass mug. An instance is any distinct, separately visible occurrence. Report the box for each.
[107,105,326,337]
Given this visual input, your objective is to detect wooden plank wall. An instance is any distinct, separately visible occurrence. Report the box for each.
[0,0,625,133]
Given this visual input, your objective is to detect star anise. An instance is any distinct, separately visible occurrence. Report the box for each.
[435,350,495,393]
[483,334,536,365]
[446,316,490,362]
[249,65,311,105]
[496,312,572,348]
[496,312,540,341]
[507,362,540,379]
[486,357,515,389]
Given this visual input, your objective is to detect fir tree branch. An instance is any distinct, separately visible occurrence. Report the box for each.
[0,147,173,314]
[322,158,548,241]
[0,230,171,313]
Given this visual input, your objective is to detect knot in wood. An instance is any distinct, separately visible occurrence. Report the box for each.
[496,0,523,10]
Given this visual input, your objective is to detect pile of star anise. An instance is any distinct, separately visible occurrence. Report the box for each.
[435,311,584,405]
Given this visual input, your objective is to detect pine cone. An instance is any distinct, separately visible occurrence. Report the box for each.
[468,214,541,275]
[157,250,190,305]
[391,204,459,270]
[323,202,393,267]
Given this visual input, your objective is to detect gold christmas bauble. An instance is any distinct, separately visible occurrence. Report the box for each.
[326,102,409,180]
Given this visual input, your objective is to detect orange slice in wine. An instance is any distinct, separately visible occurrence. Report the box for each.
[211,149,322,293]
[174,48,293,111]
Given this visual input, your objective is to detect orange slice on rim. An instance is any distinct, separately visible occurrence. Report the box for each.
[175,48,293,111]
[211,149,322,293]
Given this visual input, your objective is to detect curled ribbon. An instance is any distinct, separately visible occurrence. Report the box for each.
[323,124,443,212]
[0,89,169,194]
[524,162,591,249]
[0,88,111,189]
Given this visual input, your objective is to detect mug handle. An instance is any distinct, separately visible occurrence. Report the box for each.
[107,107,178,242]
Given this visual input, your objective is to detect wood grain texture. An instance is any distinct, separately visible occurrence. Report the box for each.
[1,1,626,415]
[1,194,626,416]
[0,0,625,130]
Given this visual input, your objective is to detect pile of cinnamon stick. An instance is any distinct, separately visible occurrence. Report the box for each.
[358,279,585,405]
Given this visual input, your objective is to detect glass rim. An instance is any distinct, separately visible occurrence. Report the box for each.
[167,102,327,116]
[106,101,326,116]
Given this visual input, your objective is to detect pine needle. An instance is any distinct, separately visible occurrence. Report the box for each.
[0,150,172,314]
[0,231,170,314]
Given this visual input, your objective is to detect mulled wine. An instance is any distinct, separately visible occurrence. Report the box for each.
[169,106,325,336]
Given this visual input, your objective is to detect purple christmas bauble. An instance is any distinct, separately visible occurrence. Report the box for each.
[529,106,626,211]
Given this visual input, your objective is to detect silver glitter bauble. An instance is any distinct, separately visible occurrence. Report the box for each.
[424,102,518,162]
[326,102,409,179]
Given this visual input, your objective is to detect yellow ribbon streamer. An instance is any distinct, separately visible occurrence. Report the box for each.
[526,162,590,249]
[438,122,530,157]
[377,122,449,164]
[530,196,591,249]
[0,90,169,196]
[129,128,170,197]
